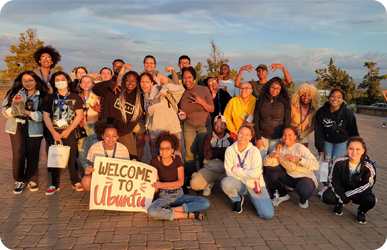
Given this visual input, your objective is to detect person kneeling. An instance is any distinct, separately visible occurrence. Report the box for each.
[221,124,274,219]
[322,136,376,224]
[147,131,210,221]
[190,115,235,196]
[81,117,130,191]
[264,126,319,208]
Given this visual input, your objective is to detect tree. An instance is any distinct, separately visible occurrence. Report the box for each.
[0,28,63,81]
[315,57,356,103]
[356,62,387,105]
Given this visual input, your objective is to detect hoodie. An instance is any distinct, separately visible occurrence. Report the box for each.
[224,141,266,189]
[315,102,359,152]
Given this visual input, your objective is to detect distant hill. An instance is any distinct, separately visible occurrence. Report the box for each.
[293,79,387,90]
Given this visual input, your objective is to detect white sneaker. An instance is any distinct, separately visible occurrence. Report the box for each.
[13,182,25,194]
[298,200,309,209]
[27,181,38,192]
[72,182,84,192]
[272,194,290,206]
[203,182,214,196]
[318,186,328,197]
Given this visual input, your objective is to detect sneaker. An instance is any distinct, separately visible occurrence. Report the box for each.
[333,203,343,216]
[203,182,214,196]
[383,124,386,128]
[298,200,309,209]
[233,195,244,214]
[72,182,84,192]
[318,186,328,197]
[272,194,290,206]
[46,186,60,195]
[13,182,25,194]
[27,181,38,192]
[356,210,366,224]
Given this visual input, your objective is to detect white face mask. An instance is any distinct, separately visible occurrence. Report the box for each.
[55,81,68,90]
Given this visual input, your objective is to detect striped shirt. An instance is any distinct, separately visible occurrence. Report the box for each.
[87,141,130,162]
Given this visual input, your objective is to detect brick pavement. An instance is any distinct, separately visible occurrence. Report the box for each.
[0,98,386,249]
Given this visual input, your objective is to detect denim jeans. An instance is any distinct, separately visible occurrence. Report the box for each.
[259,137,281,160]
[221,176,274,220]
[323,140,347,184]
[147,188,210,220]
[78,123,98,169]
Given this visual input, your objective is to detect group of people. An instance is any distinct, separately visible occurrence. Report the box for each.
[2,45,377,224]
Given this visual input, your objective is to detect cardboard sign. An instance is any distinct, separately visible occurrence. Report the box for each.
[90,156,157,213]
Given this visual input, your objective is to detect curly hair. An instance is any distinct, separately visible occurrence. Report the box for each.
[94,117,126,136]
[77,75,95,94]
[33,45,61,68]
[49,71,76,93]
[291,83,320,112]
[4,71,48,108]
[120,71,143,124]
[256,76,291,111]
[154,130,181,151]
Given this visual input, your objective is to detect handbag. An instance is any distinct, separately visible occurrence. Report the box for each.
[47,140,71,168]
[74,125,87,139]
[314,160,329,182]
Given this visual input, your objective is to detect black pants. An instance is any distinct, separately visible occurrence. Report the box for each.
[265,165,316,203]
[323,187,376,213]
[9,122,42,183]
[46,129,79,187]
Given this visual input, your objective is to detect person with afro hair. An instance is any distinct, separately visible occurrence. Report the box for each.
[33,45,61,94]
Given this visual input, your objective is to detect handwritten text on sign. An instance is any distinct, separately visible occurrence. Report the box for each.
[90,156,157,213]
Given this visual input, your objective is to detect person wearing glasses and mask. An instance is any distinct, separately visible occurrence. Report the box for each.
[223,82,256,140]
[33,45,62,94]
[190,115,235,196]
[205,76,231,121]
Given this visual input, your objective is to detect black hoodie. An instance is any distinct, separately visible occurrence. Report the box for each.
[315,102,359,152]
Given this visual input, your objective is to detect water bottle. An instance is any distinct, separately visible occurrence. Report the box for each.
[273,189,279,206]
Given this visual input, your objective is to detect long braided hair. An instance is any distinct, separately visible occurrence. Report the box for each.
[119,71,143,123]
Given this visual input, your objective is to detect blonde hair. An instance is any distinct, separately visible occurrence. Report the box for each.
[291,83,320,112]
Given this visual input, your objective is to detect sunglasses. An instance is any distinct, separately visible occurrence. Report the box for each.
[214,123,226,127]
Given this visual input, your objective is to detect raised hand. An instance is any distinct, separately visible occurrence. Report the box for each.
[268,63,284,73]
[165,66,175,72]
[240,65,255,73]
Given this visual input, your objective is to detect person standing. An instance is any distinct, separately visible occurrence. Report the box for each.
[382,90,387,127]
[217,64,237,97]
[33,45,61,94]
[168,55,205,87]
[205,76,231,121]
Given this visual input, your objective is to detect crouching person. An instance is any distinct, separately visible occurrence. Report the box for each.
[191,115,235,196]
[221,124,274,219]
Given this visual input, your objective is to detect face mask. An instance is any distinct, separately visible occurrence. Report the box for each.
[55,81,68,90]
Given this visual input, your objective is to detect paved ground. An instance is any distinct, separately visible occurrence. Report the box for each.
[0,99,386,249]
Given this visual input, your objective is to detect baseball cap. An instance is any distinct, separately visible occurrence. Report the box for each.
[214,115,226,124]
[255,64,268,71]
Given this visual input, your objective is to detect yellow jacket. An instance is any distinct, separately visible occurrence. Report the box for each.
[224,95,256,135]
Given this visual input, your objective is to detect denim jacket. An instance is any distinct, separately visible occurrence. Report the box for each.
[2,90,44,137]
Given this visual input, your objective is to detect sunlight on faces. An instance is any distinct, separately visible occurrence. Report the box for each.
[39,52,53,69]
[183,71,195,90]
[207,77,218,91]
[22,74,37,92]
[237,127,252,145]
[144,58,156,73]
[76,68,87,79]
[213,120,226,135]
[140,74,152,93]
[239,82,253,98]
[54,74,67,83]
[282,128,297,147]
[101,69,112,81]
[256,68,268,80]
[301,92,312,106]
[178,59,190,70]
[102,128,119,149]
[80,77,93,92]
[347,141,365,163]
[113,61,123,75]
[269,82,281,97]
[329,91,344,108]
[220,65,229,76]
[125,74,137,92]
[159,140,174,158]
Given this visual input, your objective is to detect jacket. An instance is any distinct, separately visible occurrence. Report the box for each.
[203,132,235,173]
[2,90,44,137]
[315,102,359,152]
[254,94,291,140]
[329,157,376,204]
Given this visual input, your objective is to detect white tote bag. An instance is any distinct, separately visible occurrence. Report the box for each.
[314,160,329,183]
[47,140,71,168]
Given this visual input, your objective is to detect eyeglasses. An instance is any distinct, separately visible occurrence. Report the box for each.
[40,56,52,61]
[239,87,252,91]
[214,123,226,127]
[159,147,172,151]
[22,79,35,84]
[208,80,217,85]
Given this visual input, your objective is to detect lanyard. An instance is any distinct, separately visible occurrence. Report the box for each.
[57,92,69,119]
[25,89,37,101]
[299,105,311,125]
[83,95,89,123]
[144,92,151,123]
[103,142,117,158]
[40,70,51,86]
[237,150,249,168]
[217,90,221,115]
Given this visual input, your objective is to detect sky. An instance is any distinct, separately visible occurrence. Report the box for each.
[0,0,387,84]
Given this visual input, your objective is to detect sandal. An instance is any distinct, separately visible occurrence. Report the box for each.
[188,211,204,220]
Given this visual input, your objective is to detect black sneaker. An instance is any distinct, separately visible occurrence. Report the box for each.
[356,210,366,224]
[333,203,343,216]
[13,182,25,194]
[233,195,244,214]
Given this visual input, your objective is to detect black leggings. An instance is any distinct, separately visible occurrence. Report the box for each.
[323,187,376,213]
[46,130,79,187]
